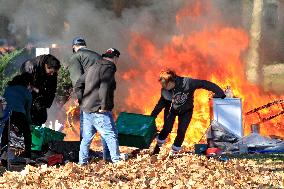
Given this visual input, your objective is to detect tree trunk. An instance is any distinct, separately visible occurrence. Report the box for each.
[246,0,263,84]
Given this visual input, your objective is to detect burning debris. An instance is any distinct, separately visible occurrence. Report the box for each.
[245,99,284,124]
[205,97,284,155]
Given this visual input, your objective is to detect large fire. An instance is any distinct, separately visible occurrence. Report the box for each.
[64,1,284,147]
[121,0,284,145]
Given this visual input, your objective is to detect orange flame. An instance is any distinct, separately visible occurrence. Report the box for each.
[63,100,100,144]
[62,1,284,146]
[122,0,284,145]
[62,100,80,141]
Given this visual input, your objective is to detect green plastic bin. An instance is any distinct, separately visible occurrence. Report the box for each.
[31,126,44,151]
[116,112,157,149]
[31,125,66,151]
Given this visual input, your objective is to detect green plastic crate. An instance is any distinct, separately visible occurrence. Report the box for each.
[116,112,157,149]
[31,126,44,151]
[31,125,66,151]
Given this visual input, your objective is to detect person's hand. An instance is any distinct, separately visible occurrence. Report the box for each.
[74,99,79,106]
[99,109,109,113]
[213,94,226,99]
[31,86,39,93]
[150,113,157,119]
[33,96,46,110]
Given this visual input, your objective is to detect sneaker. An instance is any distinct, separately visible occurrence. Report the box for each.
[79,162,88,166]
[119,153,129,161]
[151,144,161,155]
[168,150,178,159]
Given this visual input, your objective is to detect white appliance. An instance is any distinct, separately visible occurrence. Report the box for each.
[211,98,243,137]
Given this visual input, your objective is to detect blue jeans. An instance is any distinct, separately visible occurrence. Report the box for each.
[79,111,120,164]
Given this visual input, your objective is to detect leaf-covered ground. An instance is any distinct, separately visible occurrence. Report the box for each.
[0,147,283,189]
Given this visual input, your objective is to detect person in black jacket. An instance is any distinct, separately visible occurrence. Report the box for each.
[21,54,61,125]
[68,37,102,87]
[75,48,121,164]
[67,37,102,140]
[151,69,226,156]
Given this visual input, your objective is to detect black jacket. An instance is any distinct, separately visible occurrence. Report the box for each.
[151,76,225,115]
[20,54,58,109]
[150,99,171,119]
[74,58,116,113]
[67,47,102,87]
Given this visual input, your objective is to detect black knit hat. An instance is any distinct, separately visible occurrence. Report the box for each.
[102,48,120,58]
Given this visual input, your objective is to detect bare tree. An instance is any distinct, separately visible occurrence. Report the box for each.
[246,0,264,84]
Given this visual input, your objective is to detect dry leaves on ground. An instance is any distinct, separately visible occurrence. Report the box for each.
[0,149,283,189]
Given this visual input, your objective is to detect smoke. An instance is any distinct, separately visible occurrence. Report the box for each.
[0,0,184,113]
[0,0,222,58]
[0,0,252,121]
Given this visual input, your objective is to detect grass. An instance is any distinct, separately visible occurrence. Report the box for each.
[227,152,284,164]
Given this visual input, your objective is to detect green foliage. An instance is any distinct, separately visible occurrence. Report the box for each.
[228,153,284,163]
[0,50,73,103]
[56,66,73,104]
[0,49,23,95]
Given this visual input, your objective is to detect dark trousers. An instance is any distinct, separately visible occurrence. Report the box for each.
[1,111,31,158]
[158,109,193,147]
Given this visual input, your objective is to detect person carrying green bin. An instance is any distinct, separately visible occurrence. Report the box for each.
[150,69,226,156]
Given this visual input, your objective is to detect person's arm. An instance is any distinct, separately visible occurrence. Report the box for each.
[20,60,34,74]
[191,79,226,98]
[20,56,44,75]
[44,75,57,108]
[150,95,168,118]
[74,73,86,105]
[68,54,84,87]
[98,66,115,111]
[25,92,32,125]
